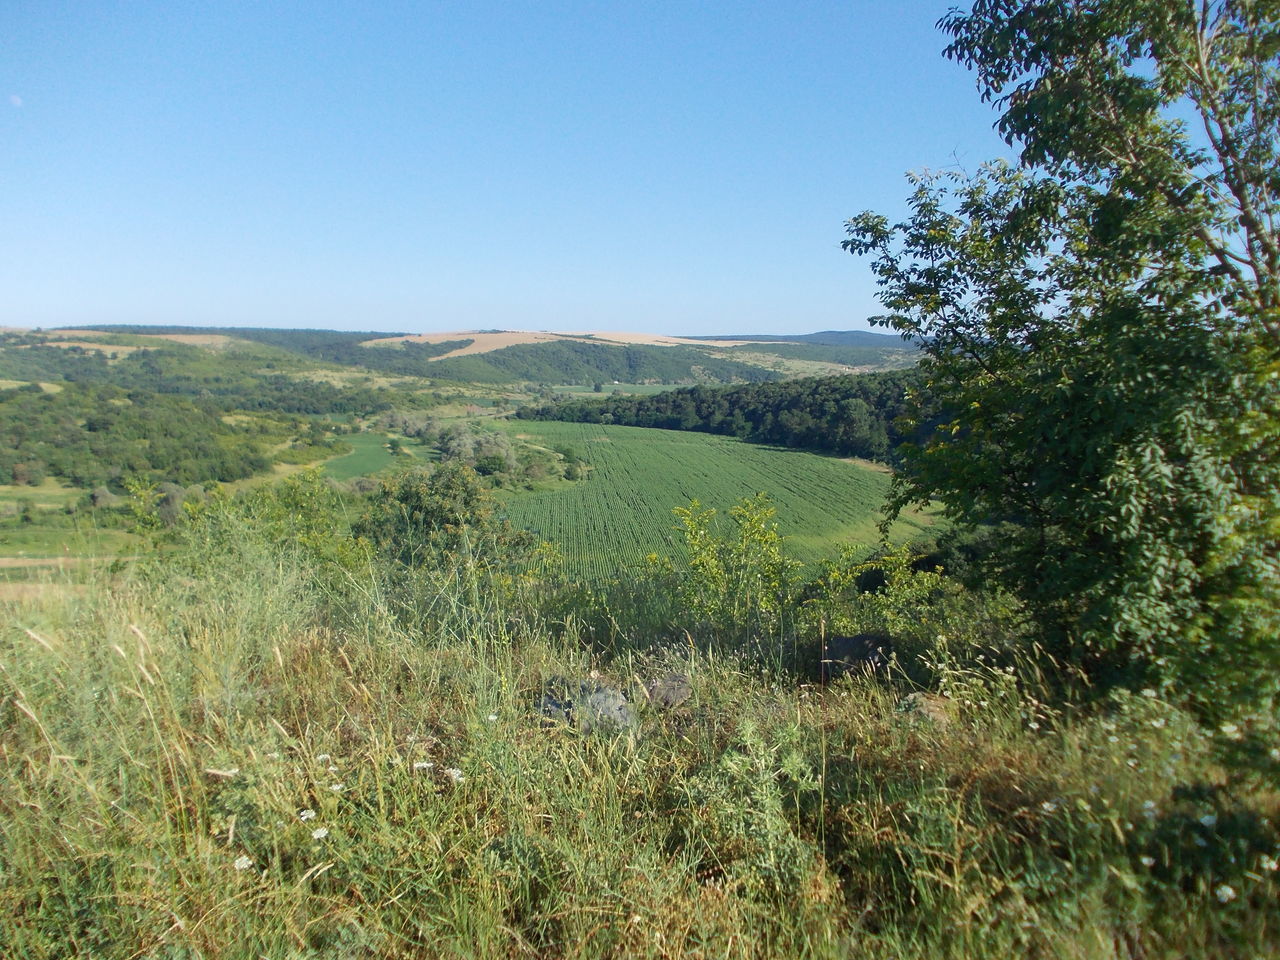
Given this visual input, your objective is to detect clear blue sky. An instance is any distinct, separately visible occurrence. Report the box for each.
[2,1,1011,335]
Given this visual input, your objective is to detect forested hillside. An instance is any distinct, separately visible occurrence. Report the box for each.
[0,382,272,486]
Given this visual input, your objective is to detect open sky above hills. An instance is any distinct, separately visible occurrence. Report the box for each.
[3,1,1010,335]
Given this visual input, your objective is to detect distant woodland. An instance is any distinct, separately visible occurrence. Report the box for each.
[517,370,921,461]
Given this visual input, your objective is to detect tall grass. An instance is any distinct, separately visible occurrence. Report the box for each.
[1,503,1277,958]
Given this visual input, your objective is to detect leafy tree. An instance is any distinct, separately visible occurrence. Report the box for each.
[844,1,1279,725]
[353,463,534,569]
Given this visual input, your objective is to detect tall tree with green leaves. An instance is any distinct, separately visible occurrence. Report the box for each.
[844,1,1279,728]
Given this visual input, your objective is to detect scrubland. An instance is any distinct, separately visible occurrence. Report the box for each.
[1,474,1275,959]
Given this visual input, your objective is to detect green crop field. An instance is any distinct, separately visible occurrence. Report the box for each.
[500,420,935,579]
[320,432,427,480]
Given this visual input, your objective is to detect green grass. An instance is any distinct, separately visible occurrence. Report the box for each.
[320,432,424,480]
[0,524,135,562]
[500,420,934,578]
[1,497,1274,959]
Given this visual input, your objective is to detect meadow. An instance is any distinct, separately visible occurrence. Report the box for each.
[499,421,934,578]
[320,432,426,481]
[1,481,1274,959]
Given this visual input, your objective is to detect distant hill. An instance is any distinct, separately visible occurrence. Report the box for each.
[54,324,916,385]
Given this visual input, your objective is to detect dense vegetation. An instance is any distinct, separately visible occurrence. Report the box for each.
[844,0,1280,730]
[0,382,274,486]
[0,334,403,416]
[2,472,1276,958]
[1,3,1277,956]
[517,370,920,461]
[427,340,782,384]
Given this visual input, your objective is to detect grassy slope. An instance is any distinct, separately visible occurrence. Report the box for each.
[499,421,934,578]
[1,501,1273,959]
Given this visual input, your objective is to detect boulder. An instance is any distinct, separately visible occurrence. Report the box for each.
[538,676,637,734]
[641,673,692,710]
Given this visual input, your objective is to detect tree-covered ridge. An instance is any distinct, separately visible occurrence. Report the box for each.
[426,340,783,384]
[515,370,920,462]
[72,325,475,377]
[0,383,274,487]
[0,334,401,416]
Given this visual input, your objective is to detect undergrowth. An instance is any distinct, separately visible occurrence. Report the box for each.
[0,478,1276,958]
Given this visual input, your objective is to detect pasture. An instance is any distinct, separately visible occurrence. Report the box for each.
[499,420,934,578]
[320,432,424,480]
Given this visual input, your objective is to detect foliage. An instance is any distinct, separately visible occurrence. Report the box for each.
[427,339,782,384]
[0,382,272,487]
[674,494,801,645]
[518,369,921,462]
[844,2,1280,726]
[353,462,535,570]
[2,494,1278,957]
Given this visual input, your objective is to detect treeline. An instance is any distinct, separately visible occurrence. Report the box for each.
[0,383,272,487]
[516,369,922,461]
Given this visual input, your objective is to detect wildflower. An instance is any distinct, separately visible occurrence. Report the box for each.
[1108,735,1120,743]
[1259,855,1278,872]
[445,767,464,783]
[327,765,338,774]
[1150,718,1166,729]
[1141,688,1157,698]
[1200,814,1217,828]
[329,783,344,793]
[299,809,316,821]
[1140,855,1156,867]
[1215,884,1236,903]
[1219,722,1242,741]
[486,714,498,722]
[234,855,253,871]
[1143,800,1157,819]
[316,753,331,763]
[1040,800,1058,813]
[311,827,329,840]
[413,761,433,771]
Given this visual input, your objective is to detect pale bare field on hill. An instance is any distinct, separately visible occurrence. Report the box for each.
[40,330,236,348]
[28,339,148,355]
[365,330,778,360]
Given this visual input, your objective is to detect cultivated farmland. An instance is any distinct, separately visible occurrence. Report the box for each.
[499,421,934,578]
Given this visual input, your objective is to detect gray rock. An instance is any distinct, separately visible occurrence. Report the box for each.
[538,677,637,734]
[642,673,692,710]
[578,685,635,734]
[821,633,892,681]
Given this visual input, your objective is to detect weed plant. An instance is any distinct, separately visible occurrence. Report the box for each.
[1,484,1277,958]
